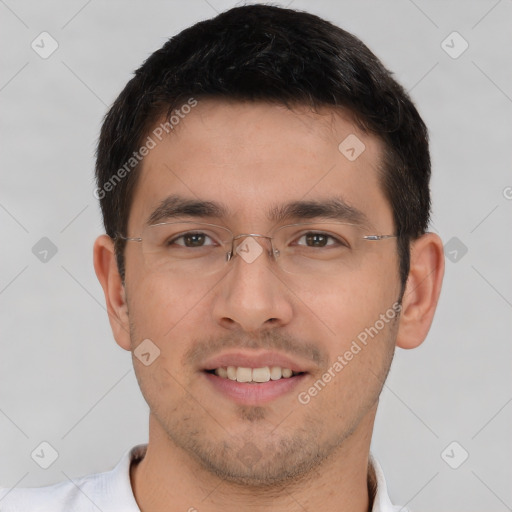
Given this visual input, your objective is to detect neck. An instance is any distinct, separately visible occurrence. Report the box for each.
[131,406,377,512]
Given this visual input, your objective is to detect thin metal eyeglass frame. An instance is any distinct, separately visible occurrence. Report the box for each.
[117,221,397,265]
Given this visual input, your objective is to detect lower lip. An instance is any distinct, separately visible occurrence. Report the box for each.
[203,371,308,405]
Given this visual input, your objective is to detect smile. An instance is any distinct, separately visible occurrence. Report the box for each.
[206,365,302,382]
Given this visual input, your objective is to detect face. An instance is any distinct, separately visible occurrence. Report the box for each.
[122,100,402,485]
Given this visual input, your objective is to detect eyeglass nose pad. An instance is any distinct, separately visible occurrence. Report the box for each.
[226,236,279,265]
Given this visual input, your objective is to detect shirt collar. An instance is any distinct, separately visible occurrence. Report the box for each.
[369,454,406,512]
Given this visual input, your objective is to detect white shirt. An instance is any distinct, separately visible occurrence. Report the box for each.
[0,445,408,511]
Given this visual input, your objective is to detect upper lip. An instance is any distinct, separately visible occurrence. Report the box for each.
[201,350,312,373]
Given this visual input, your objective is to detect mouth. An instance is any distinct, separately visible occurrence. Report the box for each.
[201,352,311,405]
[204,365,304,383]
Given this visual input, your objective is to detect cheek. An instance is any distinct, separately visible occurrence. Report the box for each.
[127,272,203,342]
[127,276,198,411]
[126,274,214,397]
[293,250,400,402]
[295,251,399,337]
[298,311,397,420]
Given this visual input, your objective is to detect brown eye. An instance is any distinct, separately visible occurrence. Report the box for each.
[296,232,347,248]
[305,233,329,247]
[169,232,216,248]
[183,233,207,247]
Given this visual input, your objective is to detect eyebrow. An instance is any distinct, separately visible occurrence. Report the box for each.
[146,194,371,228]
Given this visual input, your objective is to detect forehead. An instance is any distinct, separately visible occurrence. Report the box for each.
[128,100,392,232]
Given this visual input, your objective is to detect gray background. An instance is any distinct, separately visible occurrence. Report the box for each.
[1,1,511,510]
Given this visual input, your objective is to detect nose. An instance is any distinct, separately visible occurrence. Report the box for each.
[212,235,293,332]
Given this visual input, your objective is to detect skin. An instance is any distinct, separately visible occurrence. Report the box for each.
[94,99,444,512]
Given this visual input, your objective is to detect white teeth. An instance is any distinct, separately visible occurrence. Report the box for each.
[215,367,228,378]
[212,365,296,382]
[270,366,282,380]
[252,367,270,382]
[236,366,252,382]
[227,366,237,380]
[281,368,292,378]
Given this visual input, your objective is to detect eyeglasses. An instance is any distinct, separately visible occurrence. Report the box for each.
[118,221,396,277]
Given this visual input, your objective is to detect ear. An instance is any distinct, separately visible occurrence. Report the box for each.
[93,235,131,351]
[396,232,445,349]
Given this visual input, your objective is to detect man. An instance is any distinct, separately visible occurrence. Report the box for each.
[0,4,444,511]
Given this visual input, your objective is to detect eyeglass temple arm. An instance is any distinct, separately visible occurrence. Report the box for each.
[363,234,397,241]
[115,234,142,242]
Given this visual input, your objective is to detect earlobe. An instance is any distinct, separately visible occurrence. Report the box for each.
[396,233,445,350]
[93,235,132,351]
